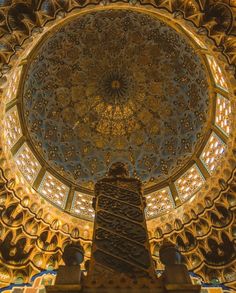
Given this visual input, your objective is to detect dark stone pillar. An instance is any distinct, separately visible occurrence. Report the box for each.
[86,162,158,287]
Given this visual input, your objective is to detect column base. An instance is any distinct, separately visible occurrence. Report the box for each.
[165,284,201,293]
[46,284,201,293]
[46,287,163,293]
[55,266,82,285]
[46,284,82,293]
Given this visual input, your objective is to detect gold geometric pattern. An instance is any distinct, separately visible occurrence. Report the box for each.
[200,132,226,175]
[175,165,205,202]
[1,5,232,224]
[71,192,94,220]
[5,66,22,103]
[0,5,232,229]
[21,9,210,190]
[4,106,22,148]
[14,142,41,185]
[145,187,174,219]
[207,55,228,91]
[38,172,69,208]
[215,93,231,136]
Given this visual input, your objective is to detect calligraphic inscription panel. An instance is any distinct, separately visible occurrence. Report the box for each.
[88,177,156,282]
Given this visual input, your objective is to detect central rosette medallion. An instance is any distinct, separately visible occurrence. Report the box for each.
[102,71,131,102]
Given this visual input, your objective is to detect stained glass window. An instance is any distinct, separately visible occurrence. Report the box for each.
[175,165,205,202]
[71,192,95,220]
[200,132,226,174]
[5,106,22,148]
[207,55,228,91]
[14,143,41,184]
[5,66,22,103]
[215,93,231,136]
[145,187,174,219]
[38,172,69,208]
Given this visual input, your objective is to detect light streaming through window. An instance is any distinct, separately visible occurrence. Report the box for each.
[71,191,95,220]
[38,172,69,208]
[207,55,228,91]
[200,132,226,175]
[4,106,22,148]
[14,143,41,185]
[175,165,205,202]
[215,93,231,136]
[145,187,174,219]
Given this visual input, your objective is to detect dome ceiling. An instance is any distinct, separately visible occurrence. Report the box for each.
[21,9,210,190]
[2,6,233,222]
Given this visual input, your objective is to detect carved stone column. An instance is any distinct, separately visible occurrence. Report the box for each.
[85,162,161,291]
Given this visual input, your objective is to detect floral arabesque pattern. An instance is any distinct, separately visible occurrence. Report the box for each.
[22,10,210,189]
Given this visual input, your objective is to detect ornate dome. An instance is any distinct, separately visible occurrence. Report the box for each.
[21,9,210,190]
[3,7,233,221]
